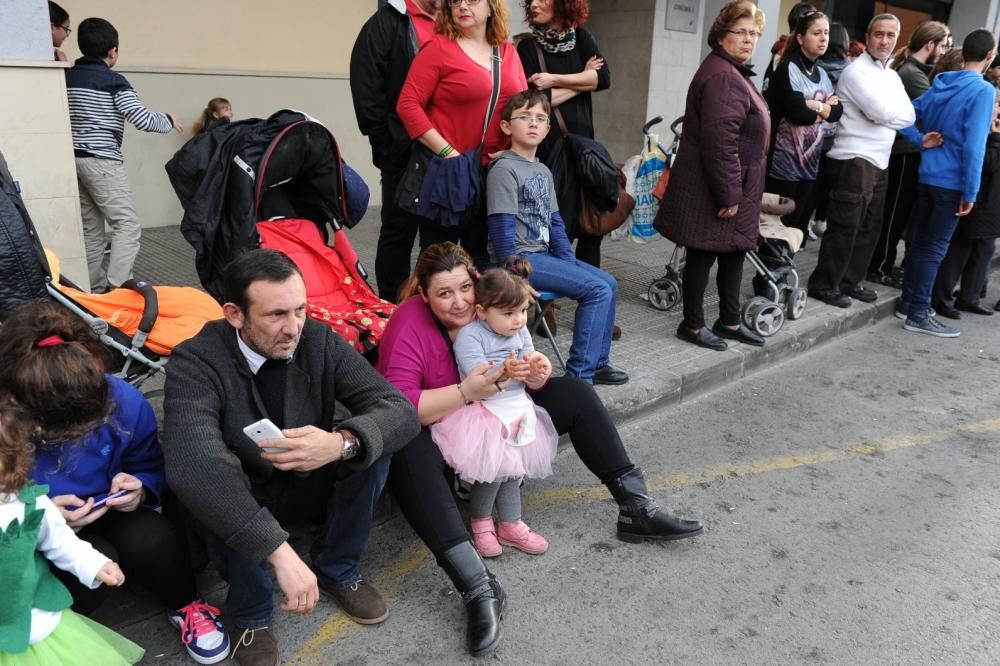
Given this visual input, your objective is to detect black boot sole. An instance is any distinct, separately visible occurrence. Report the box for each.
[617,525,705,543]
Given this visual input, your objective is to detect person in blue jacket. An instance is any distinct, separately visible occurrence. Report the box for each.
[0,301,231,665]
[897,28,997,338]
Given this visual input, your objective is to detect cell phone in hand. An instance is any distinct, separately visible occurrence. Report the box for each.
[90,489,129,511]
[243,418,288,453]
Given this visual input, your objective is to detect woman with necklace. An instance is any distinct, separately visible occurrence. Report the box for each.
[396,0,527,263]
[516,0,610,269]
[764,10,842,247]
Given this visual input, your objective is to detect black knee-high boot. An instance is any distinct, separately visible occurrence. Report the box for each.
[606,468,704,542]
[438,541,506,657]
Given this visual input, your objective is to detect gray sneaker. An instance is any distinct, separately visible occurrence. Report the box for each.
[894,305,936,320]
[903,315,960,338]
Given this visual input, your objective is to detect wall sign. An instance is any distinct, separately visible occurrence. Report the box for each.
[665,0,700,33]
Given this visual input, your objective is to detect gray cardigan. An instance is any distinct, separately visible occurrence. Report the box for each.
[162,319,419,565]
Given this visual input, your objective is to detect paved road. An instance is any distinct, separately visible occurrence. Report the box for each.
[124,298,1000,664]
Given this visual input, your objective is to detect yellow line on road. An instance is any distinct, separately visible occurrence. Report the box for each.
[292,541,431,663]
[290,417,1000,661]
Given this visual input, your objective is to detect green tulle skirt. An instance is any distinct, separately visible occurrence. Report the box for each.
[0,610,144,665]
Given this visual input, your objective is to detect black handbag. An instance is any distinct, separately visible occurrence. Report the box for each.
[395,46,501,229]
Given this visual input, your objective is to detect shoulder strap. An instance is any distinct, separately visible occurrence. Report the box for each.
[479,46,502,150]
[531,39,569,138]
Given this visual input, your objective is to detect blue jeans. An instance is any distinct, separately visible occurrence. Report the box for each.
[901,184,962,318]
[195,456,391,629]
[526,252,617,381]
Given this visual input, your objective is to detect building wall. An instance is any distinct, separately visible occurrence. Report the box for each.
[947,0,1000,44]
[1,0,89,287]
[588,0,657,163]
[645,0,708,150]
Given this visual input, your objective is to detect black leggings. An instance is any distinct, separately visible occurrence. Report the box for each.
[51,507,197,614]
[389,376,633,558]
[682,247,745,331]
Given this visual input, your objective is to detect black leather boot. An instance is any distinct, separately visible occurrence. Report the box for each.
[607,468,704,543]
[439,541,506,657]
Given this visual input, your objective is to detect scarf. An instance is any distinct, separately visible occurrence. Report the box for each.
[530,23,577,54]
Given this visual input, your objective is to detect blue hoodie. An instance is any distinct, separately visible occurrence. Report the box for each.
[900,70,996,202]
[30,375,165,508]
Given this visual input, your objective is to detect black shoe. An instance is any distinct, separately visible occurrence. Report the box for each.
[868,272,902,289]
[955,301,994,316]
[711,320,764,346]
[606,468,704,542]
[592,364,629,385]
[676,323,728,351]
[439,542,505,658]
[935,301,961,320]
[808,288,851,308]
[844,285,878,303]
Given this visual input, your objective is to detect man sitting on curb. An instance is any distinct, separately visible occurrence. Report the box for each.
[162,249,419,666]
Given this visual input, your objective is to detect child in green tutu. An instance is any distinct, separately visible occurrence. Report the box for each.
[0,403,144,665]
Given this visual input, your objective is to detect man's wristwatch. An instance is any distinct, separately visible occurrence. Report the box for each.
[339,430,361,460]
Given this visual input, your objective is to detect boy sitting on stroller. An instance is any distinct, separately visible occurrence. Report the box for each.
[486,90,628,386]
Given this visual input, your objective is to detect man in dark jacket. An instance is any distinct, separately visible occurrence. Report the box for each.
[350,0,440,303]
[162,249,419,666]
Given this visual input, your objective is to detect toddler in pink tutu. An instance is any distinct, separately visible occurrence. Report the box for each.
[431,261,559,557]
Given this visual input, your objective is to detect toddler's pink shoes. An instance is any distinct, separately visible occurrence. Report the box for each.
[470,517,503,557]
[497,519,549,554]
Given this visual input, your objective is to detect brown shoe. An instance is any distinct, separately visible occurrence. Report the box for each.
[322,579,389,625]
[612,324,622,341]
[230,627,278,666]
[543,304,559,334]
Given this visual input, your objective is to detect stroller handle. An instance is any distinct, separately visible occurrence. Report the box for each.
[119,279,159,342]
[642,116,663,135]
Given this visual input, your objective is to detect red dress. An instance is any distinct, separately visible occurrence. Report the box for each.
[397,36,527,161]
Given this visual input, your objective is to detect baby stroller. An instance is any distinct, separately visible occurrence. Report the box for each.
[0,149,221,390]
[166,110,392,358]
[647,192,807,337]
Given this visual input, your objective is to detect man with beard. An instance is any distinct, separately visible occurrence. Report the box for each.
[870,21,952,286]
[350,0,441,304]
[162,249,419,665]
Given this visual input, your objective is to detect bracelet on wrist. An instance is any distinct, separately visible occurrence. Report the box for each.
[457,382,474,405]
[438,143,454,158]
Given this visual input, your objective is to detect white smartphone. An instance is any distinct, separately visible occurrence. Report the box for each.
[243,418,287,453]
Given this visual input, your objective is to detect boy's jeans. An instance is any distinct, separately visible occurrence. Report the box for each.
[195,456,391,630]
[76,156,142,291]
[902,184,962,318]
[525,252,617,382]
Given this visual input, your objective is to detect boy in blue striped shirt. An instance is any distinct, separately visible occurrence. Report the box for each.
[66,18,182,292]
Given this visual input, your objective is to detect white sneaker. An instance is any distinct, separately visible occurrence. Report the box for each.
[807,228,818,241]
[810,219,827,237]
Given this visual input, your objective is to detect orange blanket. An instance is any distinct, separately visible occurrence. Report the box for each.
[46,249,222,356]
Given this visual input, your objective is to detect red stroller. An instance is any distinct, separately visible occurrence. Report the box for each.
[166,110,393,356]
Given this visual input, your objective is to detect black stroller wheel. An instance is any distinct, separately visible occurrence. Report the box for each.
[648,277,682,311]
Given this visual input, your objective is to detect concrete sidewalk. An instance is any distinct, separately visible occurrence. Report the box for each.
[134,209,903,421]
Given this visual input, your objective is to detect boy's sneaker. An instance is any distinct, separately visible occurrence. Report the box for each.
[168,599,231,664]
[903,315,960,338]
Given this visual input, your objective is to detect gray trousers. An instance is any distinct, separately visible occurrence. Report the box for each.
[75,156,141,291]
